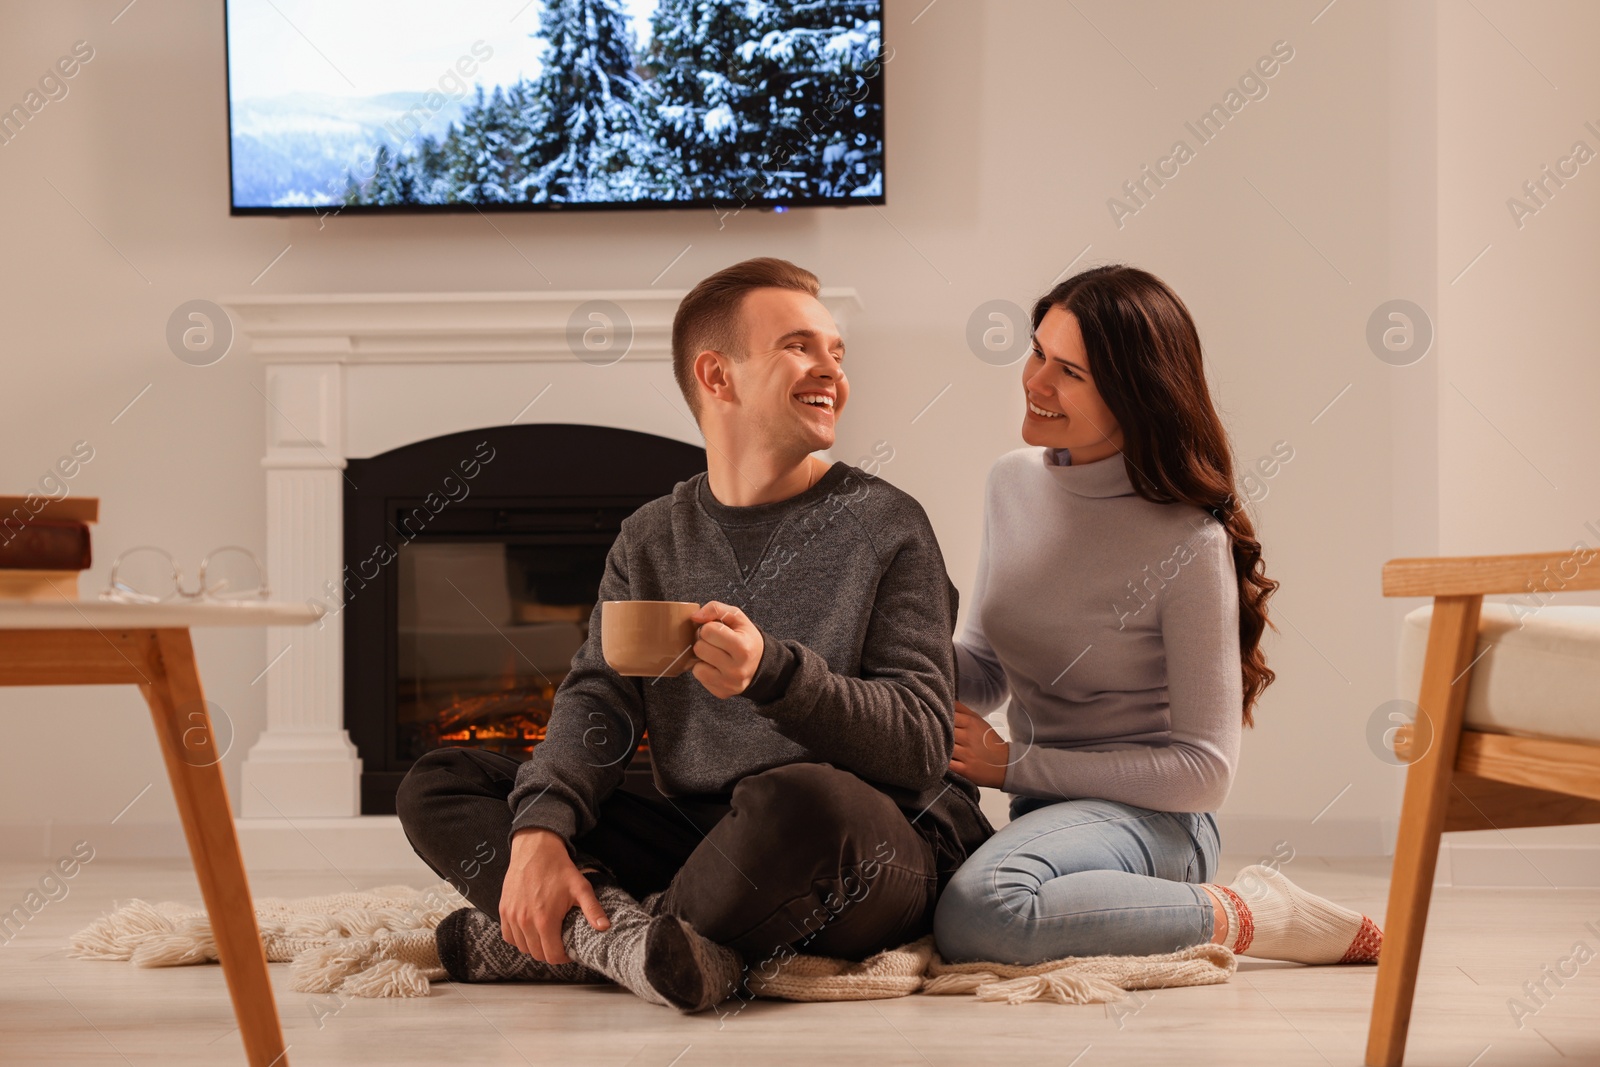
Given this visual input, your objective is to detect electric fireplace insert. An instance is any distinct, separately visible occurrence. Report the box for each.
[343,422,707,814]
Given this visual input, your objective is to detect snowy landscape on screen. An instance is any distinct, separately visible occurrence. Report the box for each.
[228,0,885,209]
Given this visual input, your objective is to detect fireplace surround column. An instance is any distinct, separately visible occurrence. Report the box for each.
[242,360,362,817]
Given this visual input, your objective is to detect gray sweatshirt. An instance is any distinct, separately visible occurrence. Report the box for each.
[509,461,992,883]
[955,447,1242,812]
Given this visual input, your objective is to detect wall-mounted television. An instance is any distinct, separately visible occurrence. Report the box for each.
[225,0,886,215]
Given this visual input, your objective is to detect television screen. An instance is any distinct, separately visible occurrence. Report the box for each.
[225,0,886,214]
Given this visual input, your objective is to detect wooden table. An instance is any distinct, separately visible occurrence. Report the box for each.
[0,599,321,1067]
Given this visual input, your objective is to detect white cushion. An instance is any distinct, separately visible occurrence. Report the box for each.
[1398,603,1600,744]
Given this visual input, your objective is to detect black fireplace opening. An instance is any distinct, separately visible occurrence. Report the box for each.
[344,423,707,815]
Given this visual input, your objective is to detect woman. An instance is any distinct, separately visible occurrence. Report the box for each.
[933,266,1382,967]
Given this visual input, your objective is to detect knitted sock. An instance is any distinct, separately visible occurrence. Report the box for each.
[560,880,744,1013]
[434,907,604,984]
[1205,865,1383,964]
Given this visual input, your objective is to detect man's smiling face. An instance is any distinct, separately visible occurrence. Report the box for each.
[724,287,849,455]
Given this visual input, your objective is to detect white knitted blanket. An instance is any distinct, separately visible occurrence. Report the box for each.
[69,885,1235,1004]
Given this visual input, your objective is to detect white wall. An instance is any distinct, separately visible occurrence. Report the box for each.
[1,1,1591,868]
[1433,0,1600,862]
[1437,0,1600,573]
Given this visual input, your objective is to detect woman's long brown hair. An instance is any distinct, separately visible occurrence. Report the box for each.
[1034,265,1277,725]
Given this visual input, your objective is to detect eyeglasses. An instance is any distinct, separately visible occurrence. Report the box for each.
[100,546,269,604]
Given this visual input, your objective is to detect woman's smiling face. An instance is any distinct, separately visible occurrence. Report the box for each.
[1021,307,1125,463]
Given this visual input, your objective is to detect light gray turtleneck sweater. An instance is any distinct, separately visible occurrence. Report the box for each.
[954,446,1242,812]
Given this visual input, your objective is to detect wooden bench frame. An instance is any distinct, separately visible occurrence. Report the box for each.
[1366,552,1600,1067]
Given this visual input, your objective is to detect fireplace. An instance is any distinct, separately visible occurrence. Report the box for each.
[343,422,706,814]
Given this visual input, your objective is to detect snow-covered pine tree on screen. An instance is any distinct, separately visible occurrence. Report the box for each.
[519,0,666,202]
[645,0,765,201]
[335,0,885,210]
[452,85,513,203]
[733,0,885,201]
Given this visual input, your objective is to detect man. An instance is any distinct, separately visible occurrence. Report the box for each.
[397,257,991,1014]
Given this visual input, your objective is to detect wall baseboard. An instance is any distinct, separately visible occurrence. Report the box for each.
[1216,815,1398,860]
[1218,816,1600,888]
[6,816,1599,886]
[0,822,189,863]
[0,819,431,875]
[1437,840,1600,888]
[234,816,435,874]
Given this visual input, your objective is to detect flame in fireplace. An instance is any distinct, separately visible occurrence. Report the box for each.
[420,675,648,756]
[428,682,555,747]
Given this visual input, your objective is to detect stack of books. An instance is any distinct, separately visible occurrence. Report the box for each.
[0,496,99,601]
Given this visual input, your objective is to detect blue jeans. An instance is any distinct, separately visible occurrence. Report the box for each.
[933,795,1221,964]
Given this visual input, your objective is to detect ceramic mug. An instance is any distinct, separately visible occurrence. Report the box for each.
[600,600,701,677]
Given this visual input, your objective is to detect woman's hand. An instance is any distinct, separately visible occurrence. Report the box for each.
[689,601,764,698]
[950,700,1010,788]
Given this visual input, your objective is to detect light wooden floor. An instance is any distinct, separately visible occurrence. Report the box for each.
[1,856,1595,1066]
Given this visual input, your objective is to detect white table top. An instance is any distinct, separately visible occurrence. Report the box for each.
[0,599,323,629]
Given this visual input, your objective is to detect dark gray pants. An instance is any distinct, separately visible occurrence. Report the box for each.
[396,748,937,961]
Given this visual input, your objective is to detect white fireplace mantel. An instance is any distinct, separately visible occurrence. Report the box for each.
[220,287,862,863]
[227,290,688,364]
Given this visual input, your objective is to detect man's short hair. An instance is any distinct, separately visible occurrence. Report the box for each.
[672,257,821,419]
